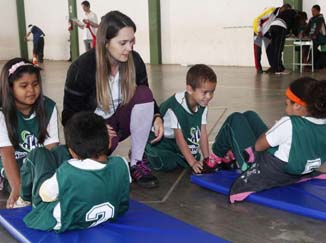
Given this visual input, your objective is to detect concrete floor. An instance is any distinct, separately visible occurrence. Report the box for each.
[0,60,326,243]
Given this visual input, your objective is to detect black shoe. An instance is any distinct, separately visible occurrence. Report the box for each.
[256,69,263,74]
[130,160,159,188]
[264,67,273,73]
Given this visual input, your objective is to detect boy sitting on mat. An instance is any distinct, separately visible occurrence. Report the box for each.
[20,111,130,232]
[210,77,326,203]
[144,64,218,174]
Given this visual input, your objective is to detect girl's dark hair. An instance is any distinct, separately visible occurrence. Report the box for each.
[0,57,47,147]
[305,79,326,118]
[64,111,109,159]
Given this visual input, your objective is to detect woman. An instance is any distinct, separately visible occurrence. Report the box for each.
[62,11,163,188]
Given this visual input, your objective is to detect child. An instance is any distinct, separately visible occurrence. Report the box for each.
[211,110,268,172]
[0,58,59,208]
[145,64,217,174]
[21,111,130,232]
[215,77,326,203]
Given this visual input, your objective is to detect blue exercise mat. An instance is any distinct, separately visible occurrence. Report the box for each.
[191,170,326,220]
[0,200,229,243]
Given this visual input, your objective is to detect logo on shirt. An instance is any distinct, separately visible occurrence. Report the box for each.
[19,130,42,152]
[187,126,201,155]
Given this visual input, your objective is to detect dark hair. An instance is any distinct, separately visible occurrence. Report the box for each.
[312,5,321,12]
[282,3,292,10]
[186,64,217,89]
[81,1,90,8]
[64,111,109,160]
[305,80,326,118]
[0,57,47,148]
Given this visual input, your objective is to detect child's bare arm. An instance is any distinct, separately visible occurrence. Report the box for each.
[0,146,20,208]
[45,143,58,150]
[39,174,59,202]
[175,129,203,173]
[199,124,209,158]
[255,134,270,152]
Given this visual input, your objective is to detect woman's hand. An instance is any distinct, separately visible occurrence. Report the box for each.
[150,116,164,144]
[7,190,19,208]
[106,125,117,149]
[191,160,203,174]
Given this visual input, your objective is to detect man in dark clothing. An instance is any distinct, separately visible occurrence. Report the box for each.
[25,25,45,64]
[269,9,301,74]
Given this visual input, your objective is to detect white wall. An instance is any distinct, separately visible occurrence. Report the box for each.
[24,0,70,60]
[2,0,323,66]
[0,0,20,59]
[76,0,150,62]
[161,0,283,66]
[303,1,326,19]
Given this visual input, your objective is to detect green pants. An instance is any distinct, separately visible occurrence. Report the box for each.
[212,111,268,171]
[20,145,71,205]
[145,132,199,171]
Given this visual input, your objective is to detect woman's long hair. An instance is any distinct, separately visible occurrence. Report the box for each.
[0,58,48,147]
[95,11,137,111]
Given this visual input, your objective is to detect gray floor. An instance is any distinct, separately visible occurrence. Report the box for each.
[1,60,326,243]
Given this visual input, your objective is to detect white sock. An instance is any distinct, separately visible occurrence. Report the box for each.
[130,102,154,166]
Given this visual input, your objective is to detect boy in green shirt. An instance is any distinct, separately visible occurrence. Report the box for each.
[145,64,218,174]
[18,112,130,232]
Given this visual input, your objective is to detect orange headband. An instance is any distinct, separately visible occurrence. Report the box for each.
[285,88,306,106]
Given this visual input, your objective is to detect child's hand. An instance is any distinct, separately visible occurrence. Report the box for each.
[106,125,117,149]
[7,190,19,208]
[191,161,203,174]
[151,116,164,144]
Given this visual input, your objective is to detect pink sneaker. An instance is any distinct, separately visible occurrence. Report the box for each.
[222,150,235,163]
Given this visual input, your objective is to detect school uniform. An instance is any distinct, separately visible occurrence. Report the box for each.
[0,96,59,184]
[212,111,268,171]
[145,92,207,171]
[22,147,131,232]
[229,116,326,203]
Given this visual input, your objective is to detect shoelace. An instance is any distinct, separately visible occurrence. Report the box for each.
[132,161,151,180]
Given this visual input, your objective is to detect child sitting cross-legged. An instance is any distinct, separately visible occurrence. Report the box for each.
[145,64,218,174]
[20,111,131,232]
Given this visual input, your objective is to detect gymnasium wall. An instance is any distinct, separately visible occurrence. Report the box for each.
[0,0,20,59]
[76,0,150,62]
[303,1,326,19]
[1,0,323,66]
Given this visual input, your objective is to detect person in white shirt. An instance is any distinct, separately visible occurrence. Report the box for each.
[75,1,98,51]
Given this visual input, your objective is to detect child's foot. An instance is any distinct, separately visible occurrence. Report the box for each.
[222,150,235,163]
[130,160,159,188]
[243,147,255,163]
[201,153,222,173]
[13,197,31,208]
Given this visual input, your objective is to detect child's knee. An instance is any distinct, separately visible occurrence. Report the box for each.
[133,85,154,104]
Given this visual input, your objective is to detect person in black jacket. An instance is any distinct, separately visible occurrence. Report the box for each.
[269,9,302,74]
[62,11,163,188]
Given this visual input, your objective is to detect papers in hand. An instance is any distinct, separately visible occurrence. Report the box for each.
[71,18,84,26]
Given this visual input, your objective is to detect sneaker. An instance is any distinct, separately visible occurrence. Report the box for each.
[201,158,217,174]
[256,69,263,74]
[130,160,159,188]
[264,67,274,73]
[13,197,31,208]
[222,150,235,163]
[201,153,222,173]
